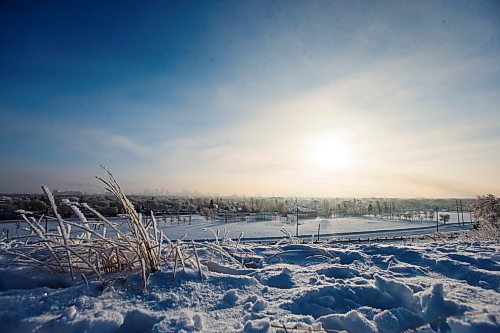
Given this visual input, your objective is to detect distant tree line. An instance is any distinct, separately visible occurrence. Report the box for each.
[0,193,476,222]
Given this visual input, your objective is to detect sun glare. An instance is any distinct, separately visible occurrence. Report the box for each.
[304,133,354,172]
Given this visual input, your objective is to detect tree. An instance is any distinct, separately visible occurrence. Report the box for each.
[30,199,47,212]
[368,203,373,215]
[471,194,500,239]
[376,201,381,218]
[241,204,249,213]
[323,199,331,217]
[439,214,450,224]
[383,202,389,218]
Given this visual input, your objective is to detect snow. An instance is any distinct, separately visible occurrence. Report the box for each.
[223,289,239,306]
[0,238,498,332]
[157,215,470,241]
[0,215,472,242]
[318,310,379,333]
[243,318,270,333]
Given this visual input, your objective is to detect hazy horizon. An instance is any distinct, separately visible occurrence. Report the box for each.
[0,186,481,200]
[1,1,499,197]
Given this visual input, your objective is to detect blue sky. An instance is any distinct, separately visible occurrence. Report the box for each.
[1,0,499,197]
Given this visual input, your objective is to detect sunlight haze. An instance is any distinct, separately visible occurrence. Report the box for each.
[1,0,499,197]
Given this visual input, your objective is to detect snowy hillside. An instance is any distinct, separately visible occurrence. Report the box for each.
[1,240,498,333]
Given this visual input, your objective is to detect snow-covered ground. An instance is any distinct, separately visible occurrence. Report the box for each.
[0,215,473,242]
[1,239,498,332]
[156,216,470,241]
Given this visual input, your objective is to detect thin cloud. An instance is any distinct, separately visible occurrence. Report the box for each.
[106,134,151,157]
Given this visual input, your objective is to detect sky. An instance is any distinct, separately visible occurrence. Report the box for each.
[0,0,499,197]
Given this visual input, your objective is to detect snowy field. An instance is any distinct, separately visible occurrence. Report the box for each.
[154,216,471,242]
[0,239,498,333]
[0,214,473,242]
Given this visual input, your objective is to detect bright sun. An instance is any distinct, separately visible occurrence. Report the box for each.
[305,133,353,172]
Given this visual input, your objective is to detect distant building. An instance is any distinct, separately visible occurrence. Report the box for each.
[0,196,13,203]
[53,190,85,196]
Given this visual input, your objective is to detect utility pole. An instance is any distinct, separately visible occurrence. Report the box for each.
[435,206,439,233]
[456,200,460,225]
[296,207,299,237]
[460,200,464,226]
[317,223,321,242]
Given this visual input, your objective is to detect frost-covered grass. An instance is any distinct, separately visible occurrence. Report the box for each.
[0,168,227,292]
[1,169,165,291]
